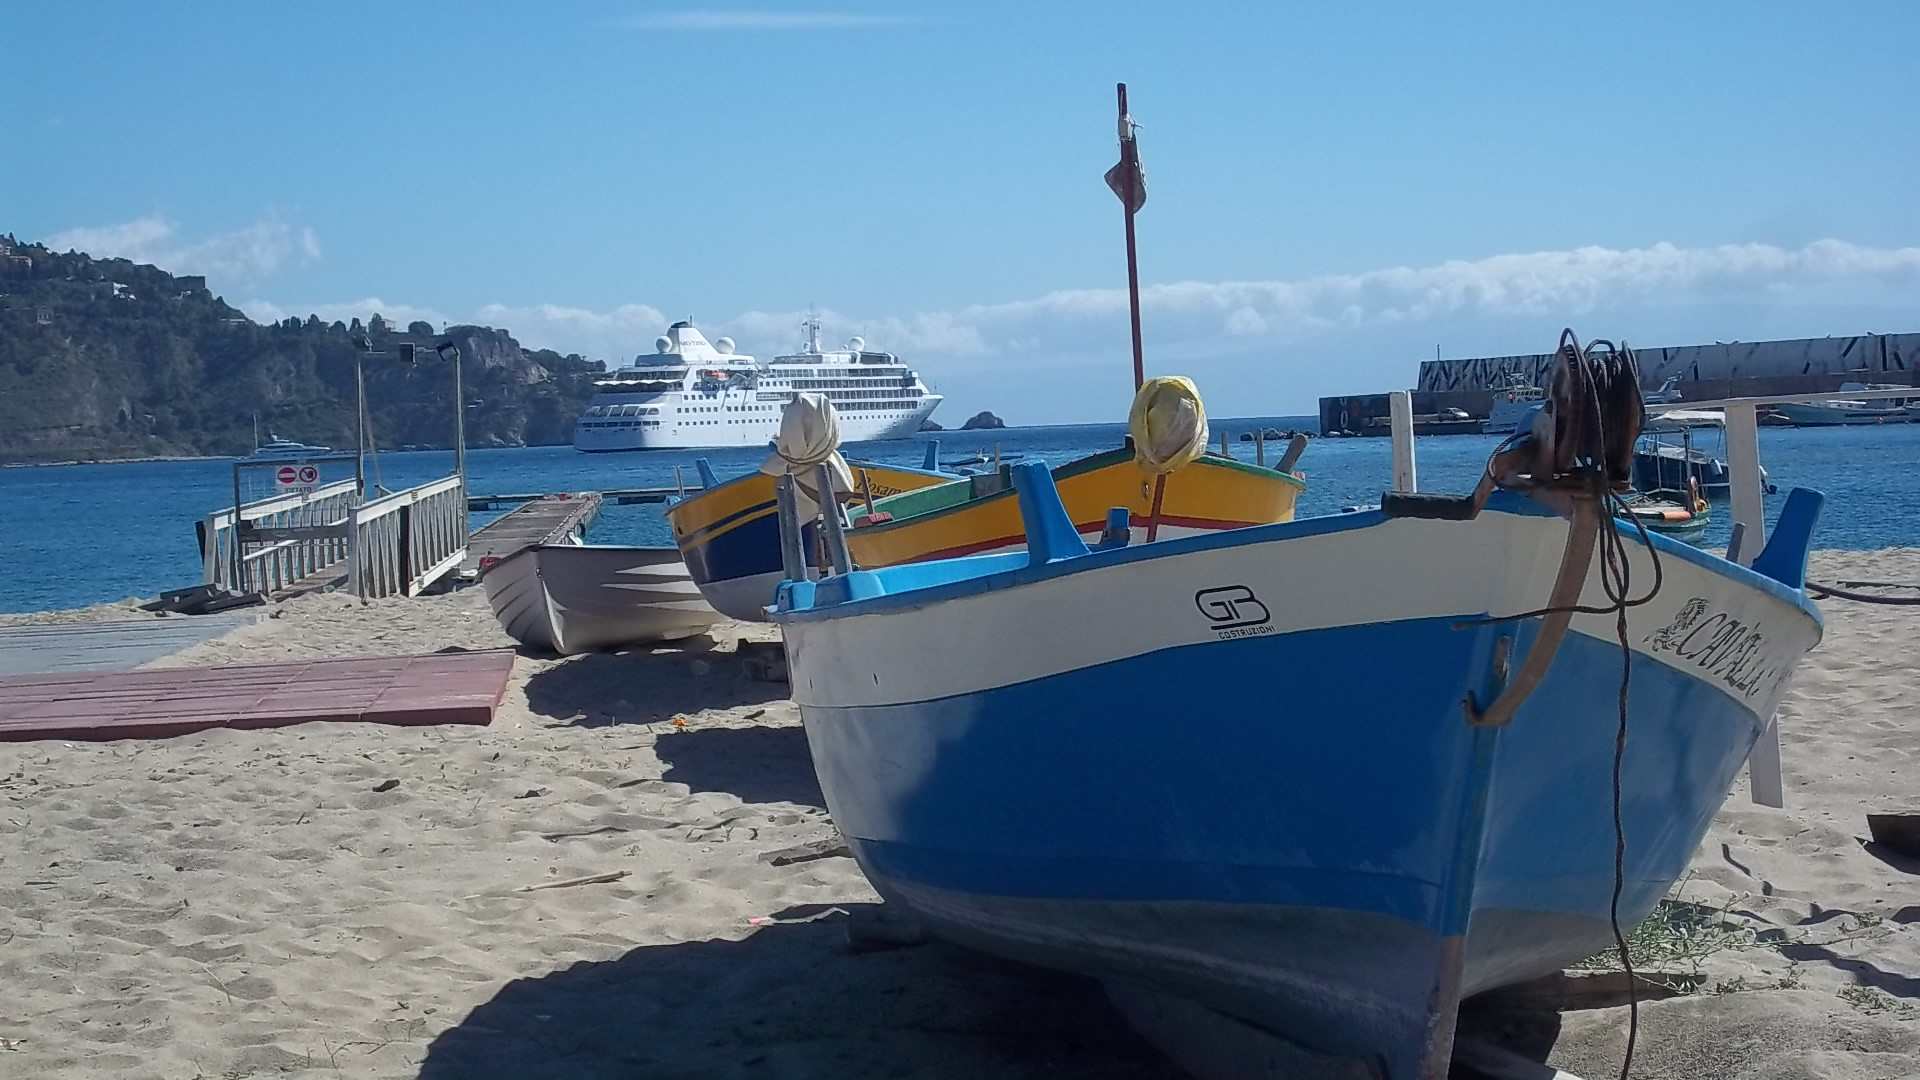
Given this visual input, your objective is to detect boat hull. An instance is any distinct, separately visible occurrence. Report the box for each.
[666,461,953,621]
[776,498,1822,1076]
[1768,401,1912,426]
[481,544,720,654]
[1633,446,1732,495]
[846,448,1306,566]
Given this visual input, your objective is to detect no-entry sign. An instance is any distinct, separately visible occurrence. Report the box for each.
[275,464,320,488]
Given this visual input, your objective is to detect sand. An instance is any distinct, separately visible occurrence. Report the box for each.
[0,552,1914,1079]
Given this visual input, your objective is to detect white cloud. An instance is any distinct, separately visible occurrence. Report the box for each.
[44,215,321,286]
[242,238,1920,371]
[619,10,930,30]
[1224,306,1267,336]
[474,301,669,352]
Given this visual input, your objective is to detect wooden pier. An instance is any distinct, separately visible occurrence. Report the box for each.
[199,473,474,601]
[463,492,604,573]
[467,485,699,511]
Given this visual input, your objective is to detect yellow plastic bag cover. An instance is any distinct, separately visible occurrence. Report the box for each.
[761,391,855,517]
[1128,375,1208,475]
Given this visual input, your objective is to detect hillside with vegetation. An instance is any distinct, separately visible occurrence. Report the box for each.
[0,234,607,463]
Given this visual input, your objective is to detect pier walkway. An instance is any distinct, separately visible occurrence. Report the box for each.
[0,613,264,677]
[467,485,699,510]
[463,492,604,574]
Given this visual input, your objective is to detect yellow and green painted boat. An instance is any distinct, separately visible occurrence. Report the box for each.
[667,457,954,621]
[846,446,1306,566]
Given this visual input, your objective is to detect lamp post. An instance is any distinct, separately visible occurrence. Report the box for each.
[435,340,466,489]
[350,333,372,496]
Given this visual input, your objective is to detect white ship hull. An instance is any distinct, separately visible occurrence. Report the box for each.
[572,317,944,453]
[576,396,941,452]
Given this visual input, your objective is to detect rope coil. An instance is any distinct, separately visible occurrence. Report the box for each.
[1474,329,1663,1080]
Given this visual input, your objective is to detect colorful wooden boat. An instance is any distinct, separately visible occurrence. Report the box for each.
[845,446,1305,566]
[666,448,954,621]
[771,455,1827,1079]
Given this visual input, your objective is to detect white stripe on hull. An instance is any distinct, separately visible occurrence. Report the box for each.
[780,509,1820,719]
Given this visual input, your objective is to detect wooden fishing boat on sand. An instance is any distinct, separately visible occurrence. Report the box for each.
[768,328,1827,1080]
[666,433,954,622]
[845,376,1307,566]
[481,544,721,654]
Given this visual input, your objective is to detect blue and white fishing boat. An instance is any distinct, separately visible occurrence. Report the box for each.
[768,336,1827,1078]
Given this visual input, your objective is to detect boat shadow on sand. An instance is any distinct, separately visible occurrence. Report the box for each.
[522,639,823,808]
[416,906,1189,1080]
[414,905,1578,1080]
[521,637,790,728]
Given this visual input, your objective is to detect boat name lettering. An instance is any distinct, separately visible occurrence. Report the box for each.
[1195,585,1273,638]
[1641,596,1778,699]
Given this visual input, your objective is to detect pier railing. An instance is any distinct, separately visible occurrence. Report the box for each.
[347,475,470,599]
[200,479,360,594]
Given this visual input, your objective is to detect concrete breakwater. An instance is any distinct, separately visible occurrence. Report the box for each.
[1320,331,1919,436]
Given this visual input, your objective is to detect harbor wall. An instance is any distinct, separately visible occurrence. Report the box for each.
[1415,332,1920,392]
[1319,332,1919,436]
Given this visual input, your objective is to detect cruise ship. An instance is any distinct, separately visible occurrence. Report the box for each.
[572,317,943,452]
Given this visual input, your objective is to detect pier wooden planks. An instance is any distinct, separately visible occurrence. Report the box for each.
[0,649,516,742]
[462,492,604,573]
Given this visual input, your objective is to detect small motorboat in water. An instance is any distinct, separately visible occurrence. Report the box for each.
[480,544,721,655]
[1616,480,1711,544]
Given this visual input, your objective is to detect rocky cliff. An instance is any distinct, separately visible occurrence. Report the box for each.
[0,235,606,462]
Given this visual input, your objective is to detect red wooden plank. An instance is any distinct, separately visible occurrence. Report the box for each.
[0,650,517,742]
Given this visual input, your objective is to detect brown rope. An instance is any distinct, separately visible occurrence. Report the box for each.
[1806,580,1920,605]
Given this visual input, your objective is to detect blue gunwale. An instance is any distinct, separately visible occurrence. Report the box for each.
[773,488,1825,629]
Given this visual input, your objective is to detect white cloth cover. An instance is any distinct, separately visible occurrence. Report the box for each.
[760,392,855,517]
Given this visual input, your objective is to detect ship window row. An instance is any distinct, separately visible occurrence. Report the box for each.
[585,404,665,417]
[814,388,919,401]
[793,378,916,391]
[580,419,663,429]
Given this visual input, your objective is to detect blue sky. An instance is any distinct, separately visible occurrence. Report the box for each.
[5,0,1918,423]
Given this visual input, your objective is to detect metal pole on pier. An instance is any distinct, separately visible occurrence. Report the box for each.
[353,347,367,498]
[436,340,467,492]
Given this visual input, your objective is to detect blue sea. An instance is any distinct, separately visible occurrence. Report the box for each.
[4,416,1917,614]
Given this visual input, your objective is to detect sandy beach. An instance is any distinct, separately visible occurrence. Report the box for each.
[1,552,1915,1079]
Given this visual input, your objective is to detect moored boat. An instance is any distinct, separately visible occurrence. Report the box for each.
[845,385,1306,565]
[1635,409,1772,497]
[1767,383,1914,426]
[767,326,1829,1078]
[1616,479,1711,544]
[665,401,955,621]
[480,544,720,654]
[1482,372,1546,435]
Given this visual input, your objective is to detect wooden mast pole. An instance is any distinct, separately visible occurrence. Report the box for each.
[1112,84,1168,539]
[1117,83,1146,393]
